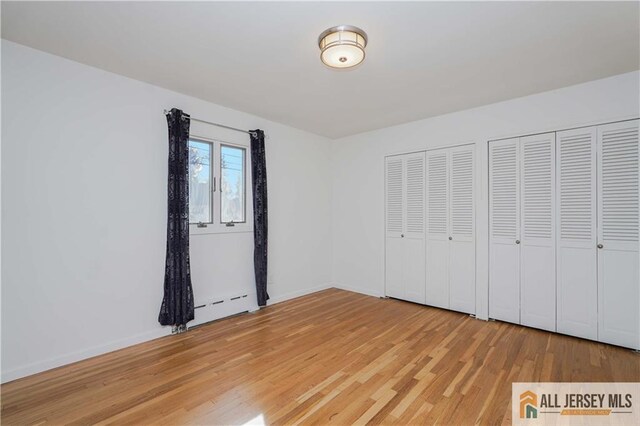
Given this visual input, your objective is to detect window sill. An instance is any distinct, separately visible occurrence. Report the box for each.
[189,224,253,236]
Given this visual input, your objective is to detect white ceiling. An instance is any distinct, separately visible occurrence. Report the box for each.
[2,1,639,138]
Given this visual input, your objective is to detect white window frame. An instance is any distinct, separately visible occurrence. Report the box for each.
[219,143,248,225]
[189,135,253,235]
[188,138,215,226]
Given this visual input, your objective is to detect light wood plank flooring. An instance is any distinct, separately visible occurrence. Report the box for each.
[2,288,639,425]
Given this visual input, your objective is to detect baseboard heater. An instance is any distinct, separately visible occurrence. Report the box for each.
[174,293,251,333]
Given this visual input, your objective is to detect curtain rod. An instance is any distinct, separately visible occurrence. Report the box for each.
[163,109,257,138]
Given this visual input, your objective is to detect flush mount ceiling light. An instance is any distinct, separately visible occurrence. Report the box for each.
[318,25,368,69]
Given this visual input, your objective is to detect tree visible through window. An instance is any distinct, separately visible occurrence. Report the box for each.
[187,139,247,229]
[220,145,246,223]
[189,140,212,224]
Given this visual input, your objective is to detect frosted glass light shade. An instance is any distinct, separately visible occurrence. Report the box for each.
[318,25,367,69]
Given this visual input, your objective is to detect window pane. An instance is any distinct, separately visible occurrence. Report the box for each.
[189,140,212,224]
[221,145,245,223]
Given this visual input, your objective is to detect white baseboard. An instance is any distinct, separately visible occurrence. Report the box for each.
[333,283,384,299]
[1,283,333,384]
[1,327,171,384]
[267,283,332,306]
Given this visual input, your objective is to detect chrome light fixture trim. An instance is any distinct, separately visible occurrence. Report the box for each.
[318,25,368,69]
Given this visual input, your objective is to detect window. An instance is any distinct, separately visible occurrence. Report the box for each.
[188,138,251,233]
[220,145,246,223]
[189,140,213,224]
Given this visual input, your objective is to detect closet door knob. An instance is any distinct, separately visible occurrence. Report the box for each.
[401,234,404,238]
[515,240,520,244]
[449,236,453,241]
[597,243,603,249]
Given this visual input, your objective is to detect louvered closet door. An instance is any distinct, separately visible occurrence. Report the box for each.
[385,156,404,299]
[519,133,556,331]
[449,145,476,314]
[403,152,427,304]
[489,138,520,324]
[425,150,450,309]
[556,127,598,341]
[597,120,639,349]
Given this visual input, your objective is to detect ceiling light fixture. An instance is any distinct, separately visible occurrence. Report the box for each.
[318,25,368,69]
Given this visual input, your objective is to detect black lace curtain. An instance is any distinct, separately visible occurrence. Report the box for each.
[159,108,195,329]
[158,112,267,325]
[251,130,269,306]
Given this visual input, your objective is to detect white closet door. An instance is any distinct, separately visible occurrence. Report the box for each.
[385,156,404,299]
[403,152,426,304]
[425,150,450,309]
[489,138,520,324]
[597,120,639,349]
[519,133,556,331]
[449,145,476,314]
[556,127,598,340]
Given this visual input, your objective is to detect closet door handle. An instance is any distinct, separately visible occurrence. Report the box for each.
[449,236,453,241]
[597,243,603,249]
[401,234,404,238]
[515,240,520,245]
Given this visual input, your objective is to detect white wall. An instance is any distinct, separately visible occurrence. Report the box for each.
[331,71,640,319]
[1,40,333,382]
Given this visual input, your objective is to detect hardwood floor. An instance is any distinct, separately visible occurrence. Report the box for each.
[2,288,638,425]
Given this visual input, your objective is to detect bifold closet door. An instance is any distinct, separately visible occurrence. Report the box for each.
[597,120,639,349]
[403,152,427,304]
[448,145,476,314]
[490,134,555,329]
[489,138,520,324]
[556,127,598,340]
[519,133,556,331]
[425,145,476,313]
[425,150,449,309]
[385,153,426,304]
[385,156,404,299]
[487,120,638,348]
